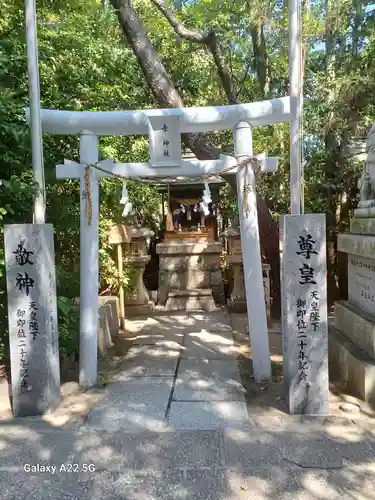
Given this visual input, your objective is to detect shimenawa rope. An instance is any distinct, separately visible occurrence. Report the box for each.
[82,155,261,223]
[84,166,92,225]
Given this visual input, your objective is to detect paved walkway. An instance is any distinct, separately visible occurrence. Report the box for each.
[1,310,375,499]
[87,308,250,432]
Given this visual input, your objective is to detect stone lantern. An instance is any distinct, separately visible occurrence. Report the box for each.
[108,223,132,329]
[223,227,246,311]
[223,226,272,325]
[124,227,154,316]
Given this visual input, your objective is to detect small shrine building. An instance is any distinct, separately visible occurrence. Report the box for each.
[154,150,226,311]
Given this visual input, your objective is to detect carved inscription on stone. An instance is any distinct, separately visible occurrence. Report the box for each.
[348,254,375,317]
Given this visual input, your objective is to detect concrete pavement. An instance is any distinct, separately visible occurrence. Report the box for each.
[86,309,250,432]
[1,416,375,499]
[0,309,375,498]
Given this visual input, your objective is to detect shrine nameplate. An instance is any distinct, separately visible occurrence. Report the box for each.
[148,115,181,168]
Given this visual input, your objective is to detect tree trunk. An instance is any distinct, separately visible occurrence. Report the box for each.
[250,22,270,97]
[324,0,340,304]
[352,0,363,57]
[110,0,281,313]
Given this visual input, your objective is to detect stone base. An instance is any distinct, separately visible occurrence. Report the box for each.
[350,218,375,234]
[227,298,247,313]
[354,207,375,218]
[157,240,222,307]
[125,302,154,317]
[335,301,375,359]
[165,289,217,312]
[329,325,375,404]
[337,233,375,259]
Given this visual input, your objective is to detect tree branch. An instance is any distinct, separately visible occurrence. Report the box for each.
[151,0,237,104]
[151,0,206,42]
[236,59,252,100]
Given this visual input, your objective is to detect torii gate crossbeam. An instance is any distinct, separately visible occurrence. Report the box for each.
[33,97,290,136]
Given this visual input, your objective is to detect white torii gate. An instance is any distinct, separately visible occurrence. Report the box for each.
[35,96,291,388]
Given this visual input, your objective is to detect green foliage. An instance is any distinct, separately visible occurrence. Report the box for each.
[57,296,79,360]
[0,0,164,364]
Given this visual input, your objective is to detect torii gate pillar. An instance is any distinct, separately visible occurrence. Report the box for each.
[234,122,272,382]
[79,130,99,388]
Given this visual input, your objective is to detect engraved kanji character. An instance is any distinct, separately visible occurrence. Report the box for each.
[299,339,308,349]
[298,350,307,360]
[13,241,34,266]
[297,319,307,329]
[299,264,316,285]
[16,273,35,296]
[297,308,306,318]
[296,234,317,259]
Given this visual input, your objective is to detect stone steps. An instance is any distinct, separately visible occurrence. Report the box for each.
[328,324,375,403]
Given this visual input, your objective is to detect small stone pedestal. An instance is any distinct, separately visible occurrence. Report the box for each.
[223,227,271,324]
[157,237,223,311]
[124,227,154,317]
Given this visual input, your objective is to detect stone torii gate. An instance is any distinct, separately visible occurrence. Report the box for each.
[35,97,291,388]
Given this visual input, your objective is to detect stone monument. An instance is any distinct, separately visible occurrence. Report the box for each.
[281,214,328,414]
[330,124,375,402]
[124,227,154,316]
[4,224,60,417]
